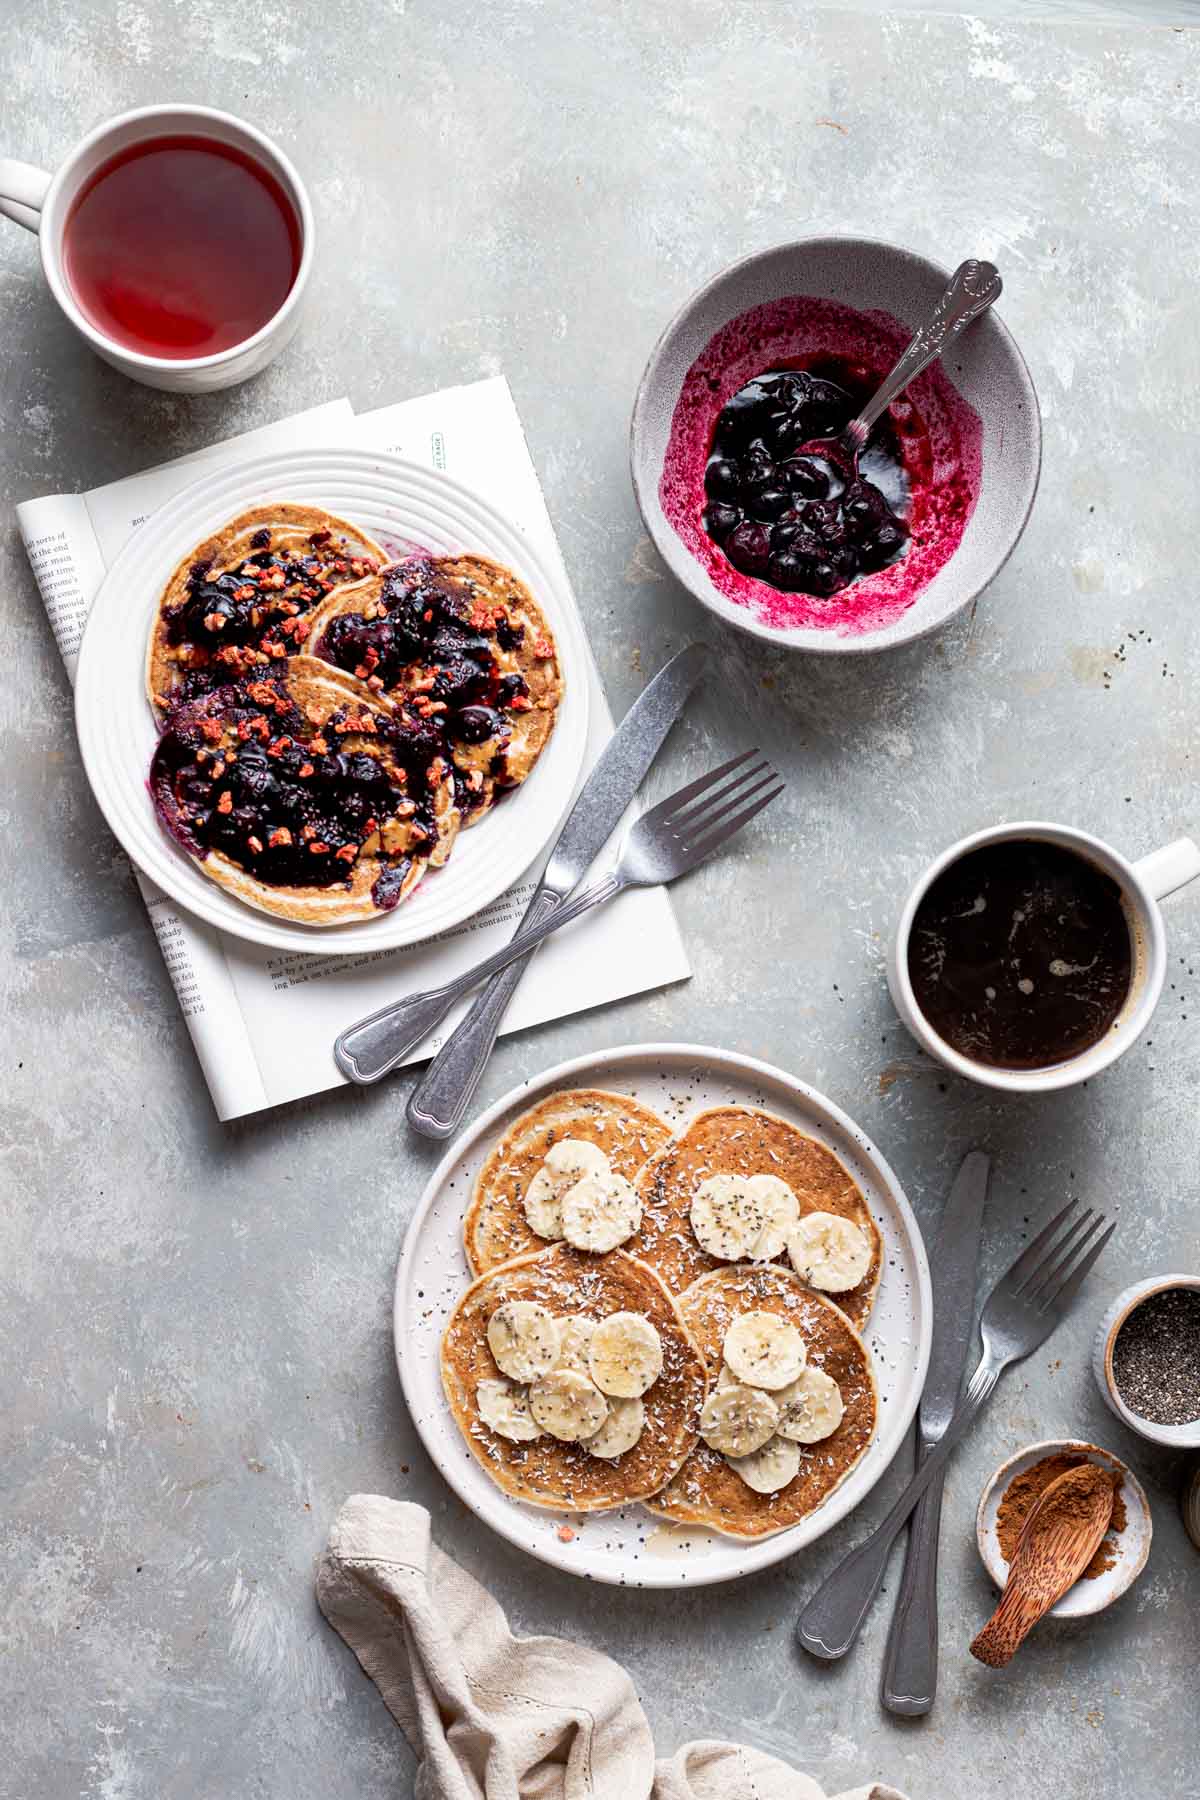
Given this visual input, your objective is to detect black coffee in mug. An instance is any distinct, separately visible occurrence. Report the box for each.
[907,838,1134,1069]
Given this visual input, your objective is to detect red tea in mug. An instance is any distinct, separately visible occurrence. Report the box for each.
[62,135,301,359]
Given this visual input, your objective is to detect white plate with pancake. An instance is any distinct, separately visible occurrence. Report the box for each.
[74,447,589,953]
[393,1042,932,1588]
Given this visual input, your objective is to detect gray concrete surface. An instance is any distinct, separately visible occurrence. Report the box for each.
[4,4,1200,1797]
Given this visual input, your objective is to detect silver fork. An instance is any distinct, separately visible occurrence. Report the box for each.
[334,749,784,1084]
[796,1198,1116,1663]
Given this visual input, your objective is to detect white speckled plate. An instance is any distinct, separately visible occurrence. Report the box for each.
[74,448,588,953]
[393,1043,932,1587]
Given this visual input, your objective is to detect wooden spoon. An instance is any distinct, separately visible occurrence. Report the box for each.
[970,1463,1115,1667]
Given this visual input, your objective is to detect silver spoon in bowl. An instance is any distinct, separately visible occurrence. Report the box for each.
[795,258,1002,482]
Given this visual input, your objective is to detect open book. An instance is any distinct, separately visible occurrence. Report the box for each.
[17,378,689,1119]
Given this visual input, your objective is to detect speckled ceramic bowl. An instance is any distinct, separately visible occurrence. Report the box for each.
[630,237,1041,654]
[1093,1275,1200,1450]
[976,1439,1151,1619]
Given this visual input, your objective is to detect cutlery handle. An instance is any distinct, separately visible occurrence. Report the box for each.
[334,872,622,1084]
[880,1454,946,1715]
[796,1351,1003,1661]
[969,1576,1053,1669]
[406,887,565,1138]
[848,260,1001,447]
[334,988,457,1086]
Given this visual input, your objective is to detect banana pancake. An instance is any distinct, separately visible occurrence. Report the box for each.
[147,505,384,717]
[440,1242,708,1512]
[628,1105,882,1329]
[308,552,562,827]
[464,1089,674,1276]
[149,656,456,923]
[649,1264,877,1540]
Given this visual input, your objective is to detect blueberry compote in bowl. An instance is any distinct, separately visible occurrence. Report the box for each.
[701,366,911,601]
[631,239,1040,654]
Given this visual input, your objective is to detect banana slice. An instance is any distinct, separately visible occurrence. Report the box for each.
[561,1173,642,1253]
[582,1395,645,1459]
[528,1368,610,1441]
[476,1376,544,1443]
[588,1311,663,1398]
[747,1174,801,1259]
[775,1365,845,1443]
[690,1174,765,1261]
[546,1136,612,1182]
[522,1169,567,1239]
[522,1138,611,1239]
[698,1383,780,1457]
[726,1434,802,1495]
[716,1361,738,1390]
[486,1300,561,1382]
[788,1211,872,1293]
[722,1310,807,1390]
[555,1314,596,1374]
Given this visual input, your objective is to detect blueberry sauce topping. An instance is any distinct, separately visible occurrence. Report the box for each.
[161,527,378,703]
[369,860,416,912]
[149,673,435,908]
[701,368,910,597]
[314,558,528,813]
[447,703,505,746]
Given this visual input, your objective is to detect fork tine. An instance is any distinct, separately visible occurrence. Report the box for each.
[644,749,758,822]
[1015,1206,1095,1296]
[682,783,785,864]
[1039,1218,1116,1313]
[670,759,774,828]
[1027,1210,1100,1300]
[676,771,780,842]
[1001,1198,1081,1289]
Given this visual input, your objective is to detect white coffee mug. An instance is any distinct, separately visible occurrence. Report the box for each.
[0,104,314,393]
[887,820,1200,1093]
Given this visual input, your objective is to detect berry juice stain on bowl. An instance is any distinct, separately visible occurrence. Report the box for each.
[658,295,983,637]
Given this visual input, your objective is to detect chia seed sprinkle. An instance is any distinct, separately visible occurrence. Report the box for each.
[1112,1287,1200,1426]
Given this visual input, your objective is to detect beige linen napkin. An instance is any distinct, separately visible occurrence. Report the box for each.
[316,1495,908,1800]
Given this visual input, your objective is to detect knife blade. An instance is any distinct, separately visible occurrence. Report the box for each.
[919,1149,992,1444]
[404,641,711,1137]
[881,1148,990,1715]
[537,641,711,900]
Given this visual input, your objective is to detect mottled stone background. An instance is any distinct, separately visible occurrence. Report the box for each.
[3,3,1199,1797]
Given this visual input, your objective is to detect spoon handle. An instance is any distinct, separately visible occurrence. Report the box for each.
[845,259,1002,451]
[969,1566,1062,1668]
[969,1510,1110,1667]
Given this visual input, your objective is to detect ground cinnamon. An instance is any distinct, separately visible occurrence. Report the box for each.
[996,1453,1126,1579]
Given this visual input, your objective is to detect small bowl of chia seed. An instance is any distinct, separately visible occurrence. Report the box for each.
[1094,1275,1200,1449]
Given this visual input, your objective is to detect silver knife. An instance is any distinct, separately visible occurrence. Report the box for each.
[881,1149,990,1715]
[332,642,709,1103]
[403,641,710,1134]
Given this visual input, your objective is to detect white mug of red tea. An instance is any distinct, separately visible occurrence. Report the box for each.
[887,821,1200,1093]
[0,103,313,393]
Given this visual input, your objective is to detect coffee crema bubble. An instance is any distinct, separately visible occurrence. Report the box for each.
[907,839,1134,1069]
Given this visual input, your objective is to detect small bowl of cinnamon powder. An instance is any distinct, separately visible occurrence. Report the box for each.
[976,1439,1152,1618]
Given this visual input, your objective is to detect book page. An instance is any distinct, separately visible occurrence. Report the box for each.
[16,493,110,680]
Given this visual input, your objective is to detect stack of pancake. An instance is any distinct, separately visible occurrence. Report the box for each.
[442,1088,881,1539]
[145,504,563,923]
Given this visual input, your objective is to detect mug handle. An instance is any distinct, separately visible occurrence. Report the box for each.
[0,158,51,232]
[1134,836,1200,902]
